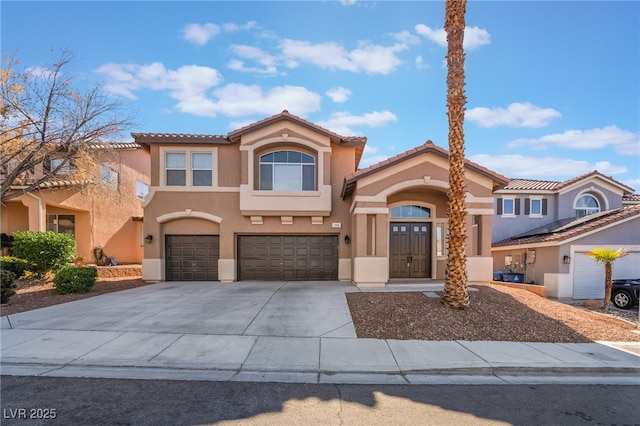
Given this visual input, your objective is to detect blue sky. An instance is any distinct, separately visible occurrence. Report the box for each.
[3,1,639,191]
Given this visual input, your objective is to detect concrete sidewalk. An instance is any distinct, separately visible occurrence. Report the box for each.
[1,281,639,385]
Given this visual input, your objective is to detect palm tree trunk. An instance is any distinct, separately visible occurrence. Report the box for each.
[604,262,612,311]
[441,0,470,309]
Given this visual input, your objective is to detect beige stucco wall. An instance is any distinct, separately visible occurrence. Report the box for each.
[141,119,499,285]
[0,147,149,263]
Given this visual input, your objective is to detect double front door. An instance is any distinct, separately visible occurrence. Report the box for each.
[389,223,431,278]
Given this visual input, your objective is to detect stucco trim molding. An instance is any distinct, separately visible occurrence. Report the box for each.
[377,177,449,198]
[156,210,223,224]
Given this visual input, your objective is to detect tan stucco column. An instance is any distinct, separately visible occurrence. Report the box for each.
[352,212,389,286]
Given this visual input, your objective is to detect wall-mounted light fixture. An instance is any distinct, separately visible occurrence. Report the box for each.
[563,255,571,264]
[344,235,350,244]
[145,234,153,244]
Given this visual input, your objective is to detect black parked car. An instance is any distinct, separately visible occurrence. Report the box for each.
[611,279,640,310]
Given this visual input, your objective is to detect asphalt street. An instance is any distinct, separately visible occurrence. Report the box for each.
[2,376,639,425]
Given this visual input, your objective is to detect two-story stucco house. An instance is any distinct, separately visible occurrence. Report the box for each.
[0,143,151,263]
[491,171,640,299]
[135,111,508,286]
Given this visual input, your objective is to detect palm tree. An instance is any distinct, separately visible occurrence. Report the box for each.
[585,247,628,311]
[441,0,470,309]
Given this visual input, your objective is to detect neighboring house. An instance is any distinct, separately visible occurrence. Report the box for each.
[491,171,640,299]
[134,110,508,286]
[0,143,151,264]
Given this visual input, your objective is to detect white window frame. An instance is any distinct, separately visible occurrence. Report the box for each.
[50,158,71,175]
[136,180,149,200]
[502,197,516,217]
[160,147,217,190]
[100,164,120,191]
[529,197,543,217]
[575,194,600,218]
[435,222,447,257]
[46,214,75,235]
[191,152,213,187]
[258,150,316,192]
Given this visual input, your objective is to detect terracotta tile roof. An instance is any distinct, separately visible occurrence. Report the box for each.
[341,141,510,198]
[227,110,367,145]
[131,133,231,144]
[492,204,640,247]
[503,179,560,191]
[502,171,636,194]
[37,179,93,190]
[87,142,143,150]
[624,193,640,203]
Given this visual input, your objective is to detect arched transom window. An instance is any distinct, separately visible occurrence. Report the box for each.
[390,205,431,219]
[575,194,600,218]
[259,150,315,191]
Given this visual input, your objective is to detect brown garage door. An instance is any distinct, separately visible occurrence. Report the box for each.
[238,235,338,281]
[166,235,219,281]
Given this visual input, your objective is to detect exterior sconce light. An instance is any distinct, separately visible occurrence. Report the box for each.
[145,234,153,244]
[344,235,350,244]
[563,255,571,264]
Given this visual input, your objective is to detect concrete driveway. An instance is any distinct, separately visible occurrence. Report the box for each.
[2,281,369,337]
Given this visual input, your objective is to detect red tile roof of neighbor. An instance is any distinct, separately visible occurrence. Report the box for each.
[37,179,93,190]
[492,204,640,248]
[502,170,636,194]
[341,140,510,198]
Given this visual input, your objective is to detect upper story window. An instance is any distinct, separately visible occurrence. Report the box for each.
[259,150,315,191]
[502,197,516,216]
[390,205,431,219]
[525,197,547,217]
[575,194,600,218]
[100,165,119,190]
[165,151,213,187]
[136,181,149,200]
[166,152,186,186]
[49,158,72,175]
[192,153,212,186]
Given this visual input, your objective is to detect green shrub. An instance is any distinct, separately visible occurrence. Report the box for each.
[13,231,76,276]
[0,256,33,279]
[53,265,97,295]
[1,269,17,304]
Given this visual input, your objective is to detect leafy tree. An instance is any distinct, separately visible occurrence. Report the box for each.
[0,50,134,203]
[441,0,470,309]
[585,247,628,311]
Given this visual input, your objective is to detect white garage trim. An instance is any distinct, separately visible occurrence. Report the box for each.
[570,244,640,299]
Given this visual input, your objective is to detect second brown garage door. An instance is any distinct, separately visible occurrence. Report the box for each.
[238,235,338,281]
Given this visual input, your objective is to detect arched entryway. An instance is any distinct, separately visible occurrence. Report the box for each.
[389,205,432,279]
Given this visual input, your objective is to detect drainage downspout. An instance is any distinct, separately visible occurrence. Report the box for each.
[25,192,45,231]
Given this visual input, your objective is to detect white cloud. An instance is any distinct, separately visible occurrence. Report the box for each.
[96,62,223,99]
[206,84,321,117]
[469,154,628,179]
[415,55,428,69]
[326,87,352,103]
[228,45,279,74]
[507,126,640,155]
[223,21,257,32]
[183,23,220,46]
[317,110,398,135]
[97,62,320,118]
[415,24,491,50]
[467,102,562,128]
[279,39,405,75]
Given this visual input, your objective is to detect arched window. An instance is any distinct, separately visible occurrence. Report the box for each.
[390,205,431,219]
[575,194,600,218]
[259,151,315,191]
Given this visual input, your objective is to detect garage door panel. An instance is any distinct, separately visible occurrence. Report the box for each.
[238,235,338,281]
[166,235,219,281]
[573,251,640,299]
